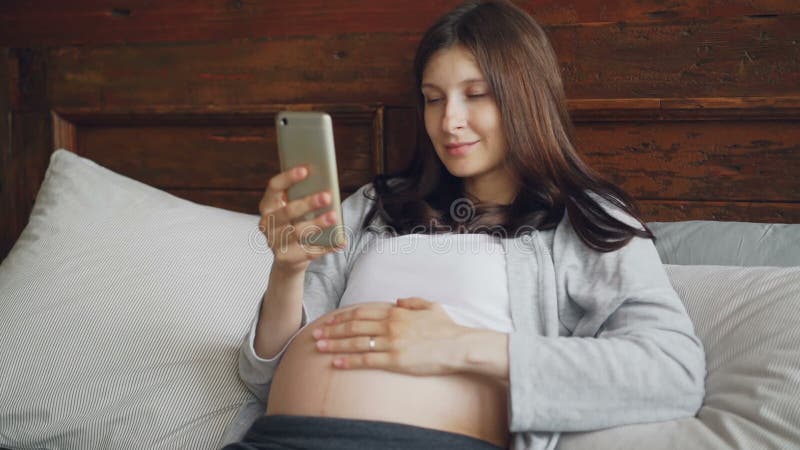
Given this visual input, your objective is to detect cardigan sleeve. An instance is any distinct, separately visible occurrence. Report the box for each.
[237,183,377,403]
[507,200,706,432]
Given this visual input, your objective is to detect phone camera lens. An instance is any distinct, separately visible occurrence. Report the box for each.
[280,118,288,126]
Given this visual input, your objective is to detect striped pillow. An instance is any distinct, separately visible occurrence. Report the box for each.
[559,264,800,449]
[0,150,271,449]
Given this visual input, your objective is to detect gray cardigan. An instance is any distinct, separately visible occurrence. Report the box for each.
[238,183,706,450]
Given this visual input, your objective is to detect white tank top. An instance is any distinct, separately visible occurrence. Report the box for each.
[339,233,514,333]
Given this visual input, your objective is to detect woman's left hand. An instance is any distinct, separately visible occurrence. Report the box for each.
[311,297,468,376]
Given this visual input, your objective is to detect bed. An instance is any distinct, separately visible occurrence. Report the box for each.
[1,1,799,449]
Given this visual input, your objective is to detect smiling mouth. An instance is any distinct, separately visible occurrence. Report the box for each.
[445,141,478,156]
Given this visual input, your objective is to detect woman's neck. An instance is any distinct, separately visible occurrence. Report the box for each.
[463,172,519,206]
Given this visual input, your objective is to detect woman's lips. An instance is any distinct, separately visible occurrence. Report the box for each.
[445,141,478,156]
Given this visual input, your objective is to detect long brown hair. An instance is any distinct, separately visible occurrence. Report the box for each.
[361,0,654,251]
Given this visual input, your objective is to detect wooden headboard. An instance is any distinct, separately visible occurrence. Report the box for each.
[2,1,799,261]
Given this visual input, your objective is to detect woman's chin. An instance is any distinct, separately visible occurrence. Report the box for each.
[441,162,478,179]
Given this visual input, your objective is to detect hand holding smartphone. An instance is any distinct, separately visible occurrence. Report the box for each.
[275,111,346,249]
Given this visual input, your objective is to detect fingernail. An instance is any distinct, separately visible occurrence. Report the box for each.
[296,167,307,178]
[333,358,344,367]
[316,340,328,350]
[318,192,331,204]
[312,328,323,339]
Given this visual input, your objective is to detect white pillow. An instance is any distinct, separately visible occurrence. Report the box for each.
[0,149,271,449]
[558,264,800,450]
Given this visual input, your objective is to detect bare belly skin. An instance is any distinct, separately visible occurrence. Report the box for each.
[266,302,510,448]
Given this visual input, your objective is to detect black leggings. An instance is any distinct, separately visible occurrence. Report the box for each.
[221,414,506,450]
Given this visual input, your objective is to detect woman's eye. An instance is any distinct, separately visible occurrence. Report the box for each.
[425,98,442,104]
[467,93,488,99]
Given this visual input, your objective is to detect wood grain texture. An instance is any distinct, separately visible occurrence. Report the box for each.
[5,111,51,257]
[556,16,800,99]
[569,96,800,121]
[640,200,800,222]
[1,0,797,46]
[576,119,800,202]
[2,49,53,262]
[42,15,800,109]
[45,35,417,107]
[384,107,418,174]
[51,104,383,212]
[570,97,800,207]
[0,49,11,260]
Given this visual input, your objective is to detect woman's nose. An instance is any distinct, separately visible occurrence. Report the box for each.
[442,99,467,132]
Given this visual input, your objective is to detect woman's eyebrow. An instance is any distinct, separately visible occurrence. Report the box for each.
[421,78,487,89]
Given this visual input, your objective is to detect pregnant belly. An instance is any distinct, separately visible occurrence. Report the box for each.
[266,302,510,448]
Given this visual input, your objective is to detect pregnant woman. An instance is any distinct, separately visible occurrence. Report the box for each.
[225,1,706,449]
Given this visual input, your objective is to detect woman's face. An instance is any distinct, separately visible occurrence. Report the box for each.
[421,45,514,203]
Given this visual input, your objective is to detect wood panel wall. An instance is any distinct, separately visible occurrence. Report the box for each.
[1,0,799,261]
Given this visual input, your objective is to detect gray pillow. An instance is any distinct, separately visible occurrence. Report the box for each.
[649,221,800,267]
[558,264,800,450]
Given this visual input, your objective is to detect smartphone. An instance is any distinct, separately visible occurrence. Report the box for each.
[275,111,346,248]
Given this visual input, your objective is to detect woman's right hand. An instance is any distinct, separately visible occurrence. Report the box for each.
[258,165,345,275]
